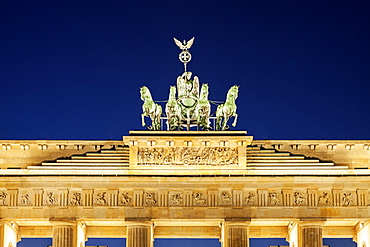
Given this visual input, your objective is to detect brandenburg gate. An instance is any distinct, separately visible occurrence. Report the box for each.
[1,38,369,247]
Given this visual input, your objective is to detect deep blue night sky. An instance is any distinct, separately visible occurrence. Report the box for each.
[1,1,369,246]
[1,1,369,141]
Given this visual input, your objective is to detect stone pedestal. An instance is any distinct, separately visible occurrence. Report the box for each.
[126,221,153,247]
[222,221,250,247]
[50,218,77,247]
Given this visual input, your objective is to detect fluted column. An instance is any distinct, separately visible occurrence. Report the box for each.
[222,221,250,247]
[50,218,77,247]
[299,221,324,247]
[356,221,370,247]
[126,221,153,247]
[0,221,19,247]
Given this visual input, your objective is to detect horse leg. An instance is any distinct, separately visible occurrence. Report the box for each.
[223,115,229,130]
[154,113,161,131]
[141,113,146,127]
[232,113,238,127]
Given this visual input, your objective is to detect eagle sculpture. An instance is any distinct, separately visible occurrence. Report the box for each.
[173,37,195,51]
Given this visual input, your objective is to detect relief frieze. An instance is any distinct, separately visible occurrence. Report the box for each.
[138,147,238,166]
[0,188,367,208]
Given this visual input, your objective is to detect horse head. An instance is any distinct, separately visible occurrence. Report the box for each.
[227,85,239,100]
[140,86,152,101]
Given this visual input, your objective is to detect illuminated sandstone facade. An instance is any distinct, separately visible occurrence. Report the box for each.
[0,131,370,247]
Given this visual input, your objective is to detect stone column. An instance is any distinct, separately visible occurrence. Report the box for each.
[126,221,153,247]
[299,221,324,247]
[0,221,19,247]
[222,221,250,247]
[356,221,370,247]
[50,218,77,247]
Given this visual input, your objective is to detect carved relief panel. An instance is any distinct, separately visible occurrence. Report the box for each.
[144,191,157,206]
[342,191,356,206]
[94,190,107,206]
[293,191,307,206]
[219,190,232,206]
[138,147,238,166]
[19,190,32,206]
[192,191,207,206]
[268,191,281,206]
[244,191,256,206]
[69,190,82,206]
[169,191,183,206]
[0,190,8,206]
[317,191,332,206]
[43,190,59,206]
[119,191,133,206]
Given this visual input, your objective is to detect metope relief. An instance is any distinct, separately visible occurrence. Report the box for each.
[0,191,8,206]
[119,192,132,206]
[138,147,238,166]
[318,191,332,206]
[244,192,256,206]
[95,192,107,206]
[70,192,82,206]
[145,192,157,206]
[220,191,232,205]
[19,191,31,206]
[269,192,281,206]
[193,192,207,206]
[293,192,306,205]
[342,192,355,206]
[169,192,183,206]
[44,191,58,206]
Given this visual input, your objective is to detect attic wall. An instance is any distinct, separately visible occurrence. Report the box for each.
[252,140,370,169]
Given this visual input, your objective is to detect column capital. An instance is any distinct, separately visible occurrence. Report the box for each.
[49,217,77,227]
[126,220,153,247]
[125,218,152,228]
[224,218,251,227]
[299,219,326,227]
